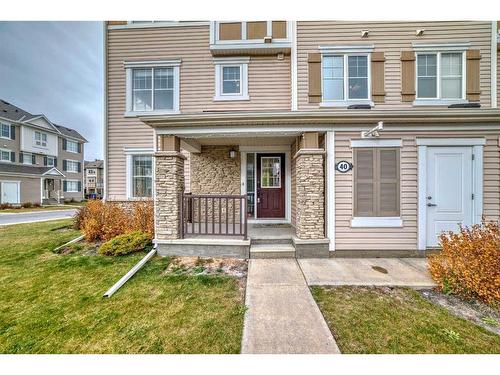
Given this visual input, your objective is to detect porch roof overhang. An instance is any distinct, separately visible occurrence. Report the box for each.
[139,109,500,131]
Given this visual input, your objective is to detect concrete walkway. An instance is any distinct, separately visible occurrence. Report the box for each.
[241,259,340,354]
[299,258,435,288]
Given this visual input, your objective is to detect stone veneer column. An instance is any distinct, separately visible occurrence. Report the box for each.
[295,149,325,239]
[154,151,185,240]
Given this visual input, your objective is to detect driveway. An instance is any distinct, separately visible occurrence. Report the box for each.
[0,209,76,226]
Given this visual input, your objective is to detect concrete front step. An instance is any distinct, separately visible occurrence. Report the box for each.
[250,244,296,259]
[251,238,293,245]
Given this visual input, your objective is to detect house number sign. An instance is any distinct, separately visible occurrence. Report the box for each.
[335,160,353,173]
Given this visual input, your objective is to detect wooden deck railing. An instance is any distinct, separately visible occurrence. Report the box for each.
[181,194,247,240]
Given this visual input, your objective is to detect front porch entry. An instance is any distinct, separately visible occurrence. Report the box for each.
[153,132,329,259]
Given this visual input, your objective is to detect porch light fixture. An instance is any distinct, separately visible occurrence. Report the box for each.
[361,121,384,138]
[229,149,237,159]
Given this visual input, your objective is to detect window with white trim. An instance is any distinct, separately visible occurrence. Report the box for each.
[22,152,34,165]
[0,149,11,162]
[46,156,55,167]
[322,54,370,103]
[416,52,464,100]
[131,155,153,198]
[34,131,47,147]
[66,160,79,173]
[1,123,11,139]
[125,61,180,115]
[66,139,79,153]
[65,180,79,192]
[214,58,249,101]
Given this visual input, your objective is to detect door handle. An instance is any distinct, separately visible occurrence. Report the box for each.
[427,203,437,207]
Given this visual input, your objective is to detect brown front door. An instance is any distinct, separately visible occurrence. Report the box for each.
[257,153,285,218]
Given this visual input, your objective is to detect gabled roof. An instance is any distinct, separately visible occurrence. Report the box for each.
[0,163,64,177]
[0,99,87,143]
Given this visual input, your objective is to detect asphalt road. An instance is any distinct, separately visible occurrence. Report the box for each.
[0,209,77,226]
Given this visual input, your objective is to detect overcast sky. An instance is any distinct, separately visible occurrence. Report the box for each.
[0,21,103,160]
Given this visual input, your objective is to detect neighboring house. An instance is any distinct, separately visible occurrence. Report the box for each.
[0,100,87,205]
[84,159,104,199]
[104,21,500,258]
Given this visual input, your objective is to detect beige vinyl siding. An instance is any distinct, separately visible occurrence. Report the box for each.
[497,49,500,107]
[335,131,499,251]
[297,21,493,110]
[106,25,290,199]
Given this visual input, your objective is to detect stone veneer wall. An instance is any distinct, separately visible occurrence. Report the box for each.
[189,145,242,223]
[295,151,325,239]
[155,152,185,240]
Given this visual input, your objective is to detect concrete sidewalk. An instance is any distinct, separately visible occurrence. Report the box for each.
[241,259,340,354]
[298,258,435,288]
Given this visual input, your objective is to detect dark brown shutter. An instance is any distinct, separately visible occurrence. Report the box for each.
[308,53,322,103]
[354,149,375,216]
[371,52,386,103]
[10,125,15,140]
[32,154,36,164]
[466,49,481,102]
[62,139,67,151]
[401,51,416,102]
[378,149,400,216]
[19,152,24,163]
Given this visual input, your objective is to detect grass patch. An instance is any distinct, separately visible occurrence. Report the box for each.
[312,286,500,354]
[0,220,245,353]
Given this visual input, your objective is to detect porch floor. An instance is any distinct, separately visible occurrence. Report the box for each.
[183,223,294,240]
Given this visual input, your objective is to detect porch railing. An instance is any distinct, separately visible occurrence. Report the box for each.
[181,194,247,240]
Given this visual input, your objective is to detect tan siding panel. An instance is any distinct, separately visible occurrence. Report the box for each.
[106,25,290,199]
[297,21,493,110]
[335,131,499,251]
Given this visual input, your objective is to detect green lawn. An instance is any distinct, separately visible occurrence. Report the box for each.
[0,220,245,353]
[312,286,500,354]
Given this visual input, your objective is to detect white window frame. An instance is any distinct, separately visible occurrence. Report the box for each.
[350,139,403,228]
[0,148,12,163]
[65,180,79,193]
[65,159,79,173]
[412,43,469,105]
[22,152,34,165]
[214,57,250,101]
[34,131,48,148]
[46,156,55,167]
[212,21,290,44]
[124,60,181,117]
[126,153,153,199]
[66,139,79,153]
[1,122,11,140]
[319,45,374,107]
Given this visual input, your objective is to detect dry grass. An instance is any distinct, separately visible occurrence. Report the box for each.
[0,220,245,353]
[312,286,500,354]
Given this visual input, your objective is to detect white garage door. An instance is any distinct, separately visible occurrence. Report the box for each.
[1,181,20,204]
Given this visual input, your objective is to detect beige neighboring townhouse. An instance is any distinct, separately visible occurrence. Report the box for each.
[0,100,87,205]
[84,159,104,199]
[104,21,500,258]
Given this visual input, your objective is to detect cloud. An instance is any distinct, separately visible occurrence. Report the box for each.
[0,21,103,160]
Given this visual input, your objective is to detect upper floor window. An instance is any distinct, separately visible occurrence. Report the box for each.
[64,160,80,173]
[45,156,55,167]
[416,52,464,100]
[214,21,288,42]
[1,123,13,140]
[124,60,180,116]
[0,149,13,162]
[66,139,79,153]
[87,169,96,175]
[322,54,370,103]
[34,131,47,147]
[214,57,249,101]
[21,152,34,165]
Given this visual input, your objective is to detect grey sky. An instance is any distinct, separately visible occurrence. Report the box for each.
[0,21,103,160]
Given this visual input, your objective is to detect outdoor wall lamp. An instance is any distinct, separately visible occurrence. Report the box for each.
[229,149,237,159]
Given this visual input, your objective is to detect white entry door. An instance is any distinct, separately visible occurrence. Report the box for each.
[1,181,20,204]
[426,147,473,247]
